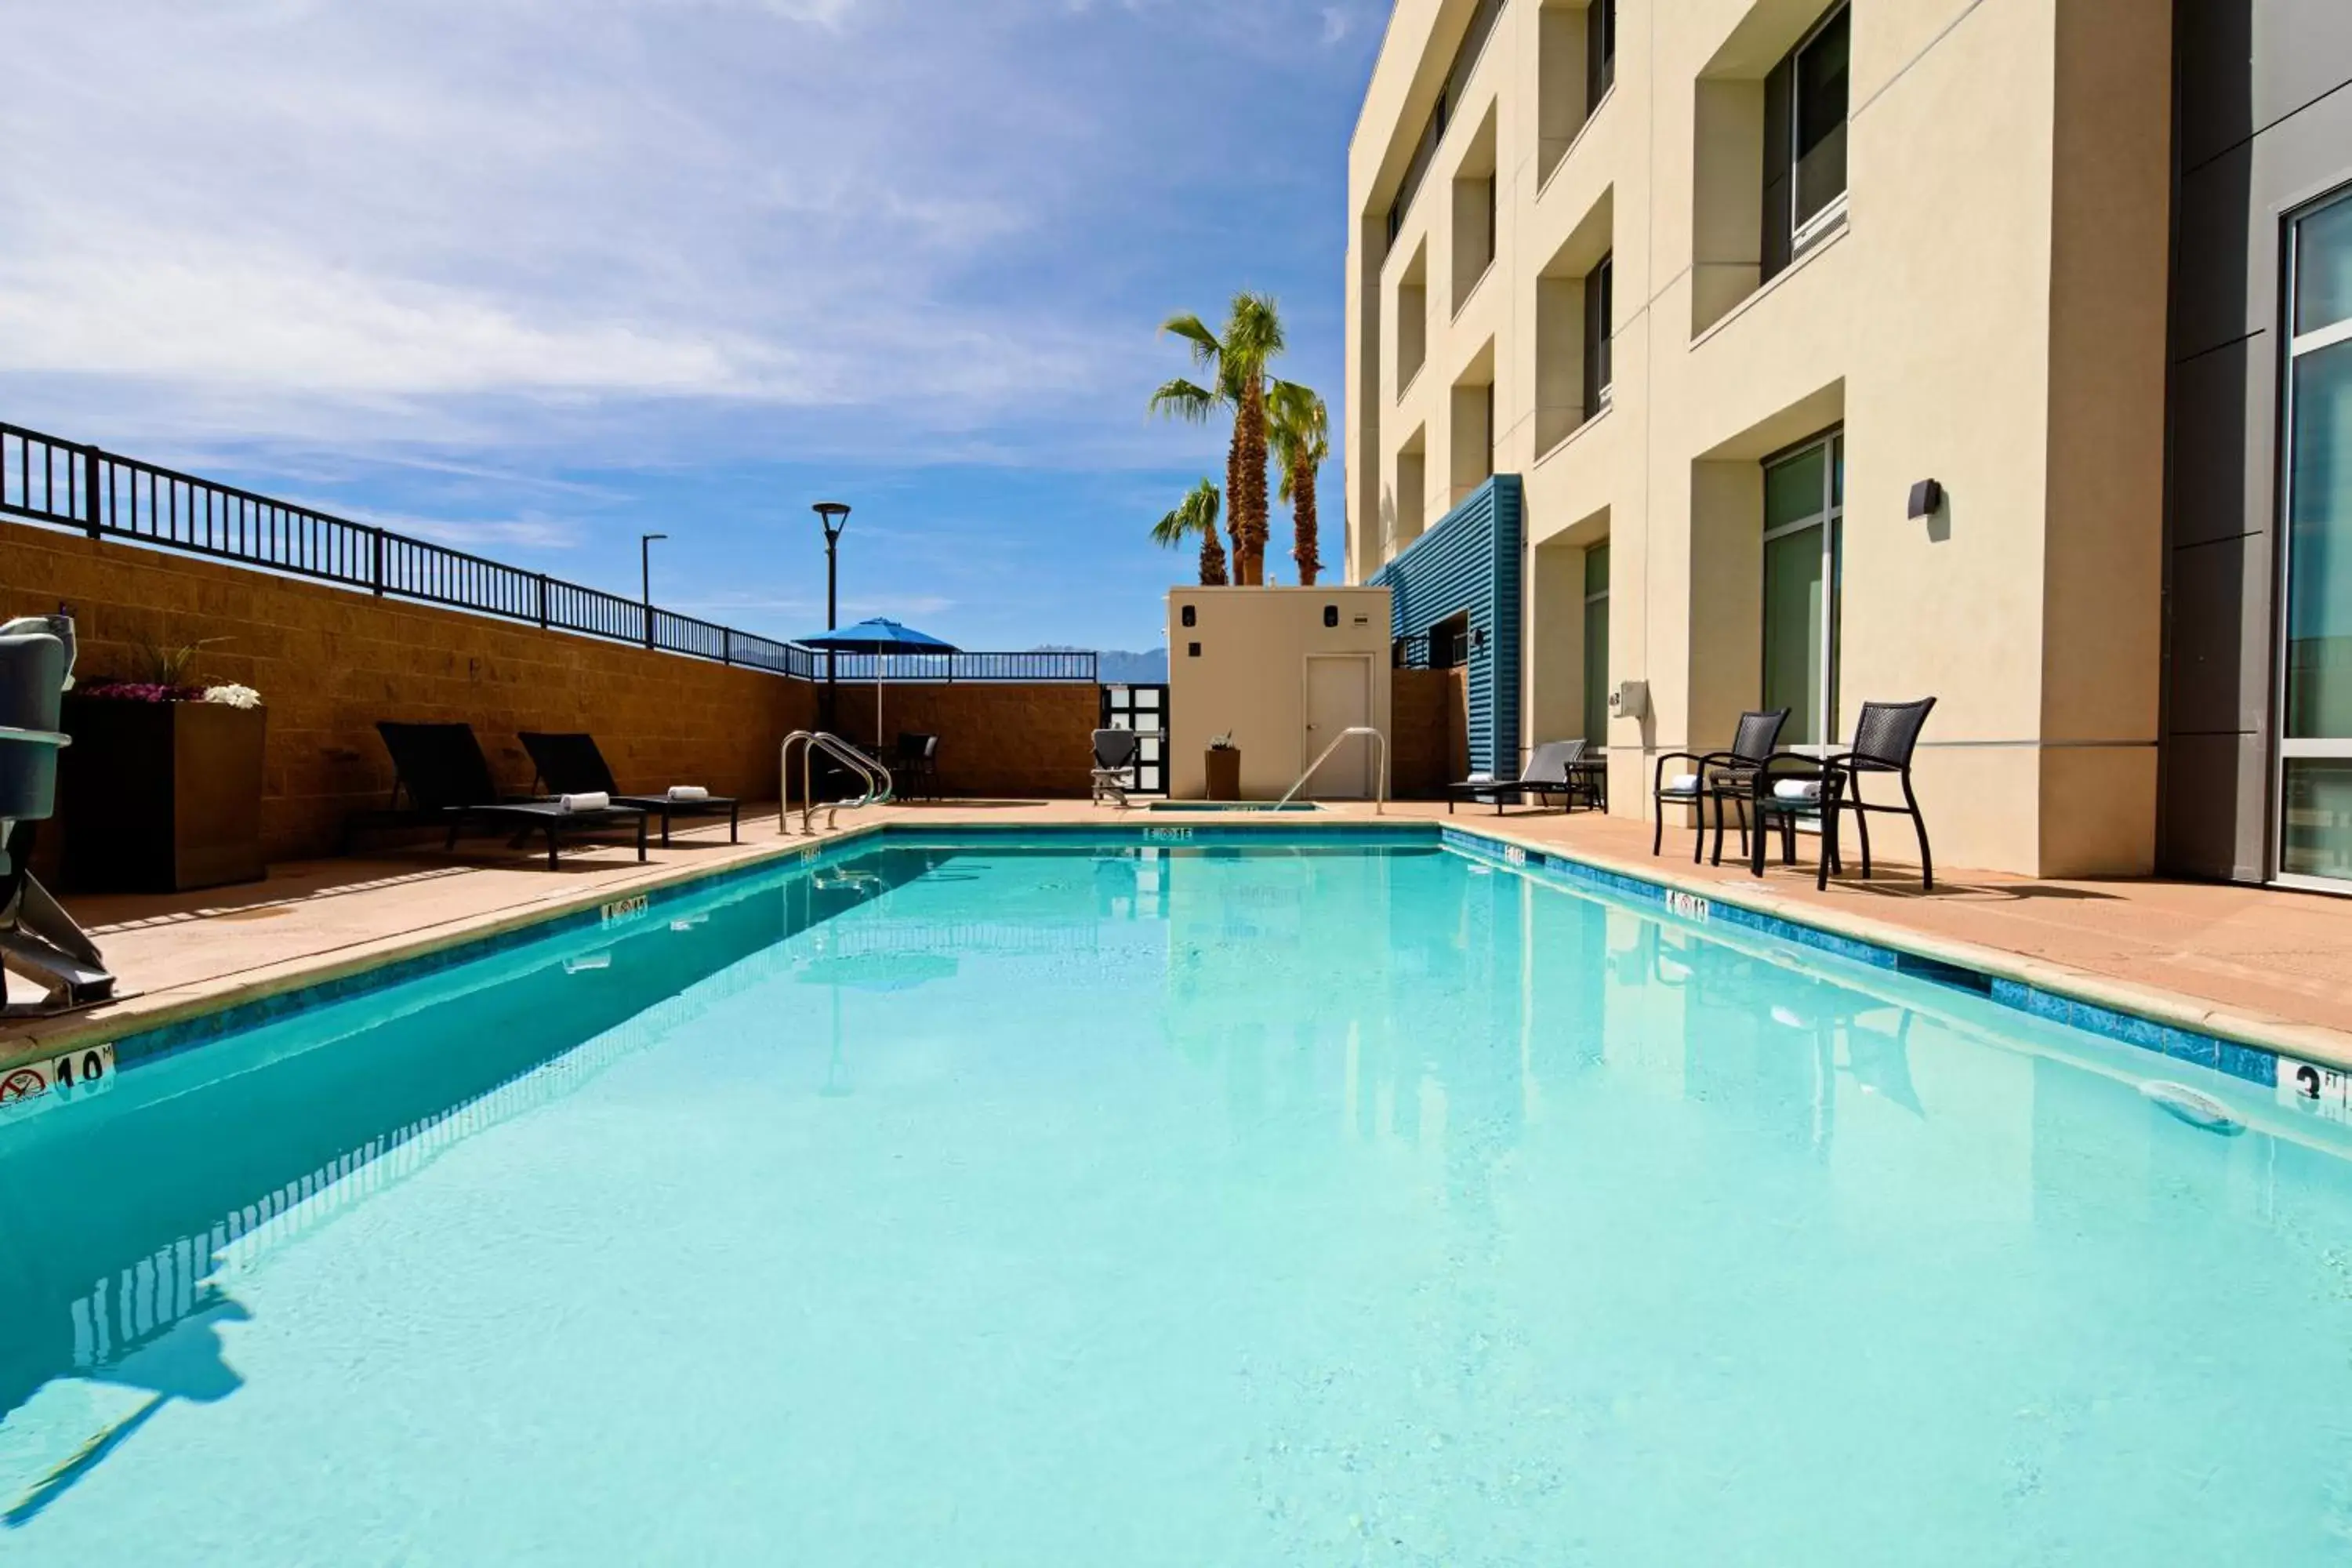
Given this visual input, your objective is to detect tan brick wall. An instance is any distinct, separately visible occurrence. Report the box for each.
[4,521,815,862]
[822,680,1096,799]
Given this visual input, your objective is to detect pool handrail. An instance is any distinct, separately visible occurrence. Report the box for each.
[779,731,894,835]
[1275,725,1388,814]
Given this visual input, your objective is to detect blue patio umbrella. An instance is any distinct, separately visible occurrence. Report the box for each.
[797,617,960,757]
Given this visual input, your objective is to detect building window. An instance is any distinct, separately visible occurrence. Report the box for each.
[1432,610,1474,669]
[1762,431,1843,748]
[1762,4,1850,281]
[2280,191,2352,883]
[1586,0,1616,108]
[1383,0,1507,249]
[1582,252,1613,413]
[1581,541,1611,743]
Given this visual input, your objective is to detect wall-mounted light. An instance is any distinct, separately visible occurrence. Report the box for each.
[1323,604,1339,628]
[1181,605,1197,628]
[1907,479,1945,520]
[1472,626,1488,651]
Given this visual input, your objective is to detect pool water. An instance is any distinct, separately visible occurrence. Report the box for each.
[4,837,2351,1563]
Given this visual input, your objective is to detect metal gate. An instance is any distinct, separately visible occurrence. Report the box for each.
[1098,684,1169,796]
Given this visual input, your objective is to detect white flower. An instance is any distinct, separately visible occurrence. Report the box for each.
[202,683,263,709]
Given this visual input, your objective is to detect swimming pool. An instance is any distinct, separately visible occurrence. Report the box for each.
[3,829,2349,1562]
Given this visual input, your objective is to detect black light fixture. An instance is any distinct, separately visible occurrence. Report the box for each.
[812,502,851,724]
[1907,479,1944,520]
[1323,604,1339,628]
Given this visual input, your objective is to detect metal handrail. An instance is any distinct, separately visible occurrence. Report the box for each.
[779,731,894,835]
[1276,725,1388,813]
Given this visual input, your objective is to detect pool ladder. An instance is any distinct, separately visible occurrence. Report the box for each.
[779,731,894,836]
[1273,725,1388,814]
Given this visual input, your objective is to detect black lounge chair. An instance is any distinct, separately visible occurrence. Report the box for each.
[1650,708,1789,863]
[1446,739,1595,815]
[1092,729,1142,808]
[519,731,739,845]
[350,722,648,869]
[1745,697,1939,891]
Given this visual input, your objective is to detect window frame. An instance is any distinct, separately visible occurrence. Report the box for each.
[1760,429,1845,752]
[2274,185,2352,890]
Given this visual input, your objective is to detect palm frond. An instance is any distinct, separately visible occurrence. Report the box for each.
[1160,314,1223,372]
[1151,479,1221,547]
[1149,377,1225,423]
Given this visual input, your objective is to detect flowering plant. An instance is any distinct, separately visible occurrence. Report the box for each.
[202,684,263,710]
[77,681,203,703]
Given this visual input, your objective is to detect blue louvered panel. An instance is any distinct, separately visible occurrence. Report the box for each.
[1371,475,1523,776]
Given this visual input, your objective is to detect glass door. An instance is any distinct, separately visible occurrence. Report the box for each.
[1762,432,1843,748]
[2280,194,2352,885]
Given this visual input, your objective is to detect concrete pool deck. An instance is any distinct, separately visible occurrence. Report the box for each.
[5,797,2349,1072]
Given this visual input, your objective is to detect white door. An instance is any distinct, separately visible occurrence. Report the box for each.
[1304,655,1373,798]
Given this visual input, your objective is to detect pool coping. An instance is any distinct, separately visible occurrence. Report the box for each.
[5,814,2348,1094]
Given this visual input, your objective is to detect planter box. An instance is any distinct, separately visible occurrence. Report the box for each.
[60,699,267,892]
[1204,747,1241,802]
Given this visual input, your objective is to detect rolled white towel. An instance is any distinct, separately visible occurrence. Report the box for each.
[1664,773,1701,794]
[557,791,611,813]
[666,785,710,801]
[1772,779,1823,802]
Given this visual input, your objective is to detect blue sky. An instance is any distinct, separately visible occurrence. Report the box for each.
[0,0,1388,653]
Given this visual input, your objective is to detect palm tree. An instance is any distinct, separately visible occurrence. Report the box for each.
[1149,292,1286,585]
[1152,479,1229,586]
[1267,380,1330,587]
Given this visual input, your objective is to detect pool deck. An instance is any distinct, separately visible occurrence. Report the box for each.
[5,797,2350,1071]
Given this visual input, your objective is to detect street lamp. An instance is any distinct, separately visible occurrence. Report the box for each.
[812,503,850,724]
[641,532,668,648]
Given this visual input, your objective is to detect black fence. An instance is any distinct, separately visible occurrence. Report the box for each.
[0,421,1094,684]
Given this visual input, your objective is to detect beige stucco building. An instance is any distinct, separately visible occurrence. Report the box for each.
[1343,0,2173,877]
[1167,587,1395,800]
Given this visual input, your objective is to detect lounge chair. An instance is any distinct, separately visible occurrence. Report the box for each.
[1092,729,1142,808]
[351,723,648,869]
[518,731,739,845]
[1744,697,1938,891]
[1446,740,1594,815]
[1650,708,1789,863]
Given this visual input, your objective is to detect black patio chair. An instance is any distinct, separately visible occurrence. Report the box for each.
[1446,740,1592,815]
[1091,729,1142,808]
[1650,708,1788,862]
[1745,697,1938,891]
[519,731,739,846]
[350,723,648,869]
[894,733,941,801]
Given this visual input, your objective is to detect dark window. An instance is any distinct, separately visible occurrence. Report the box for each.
[1586,0,1616,108]
[1385,0,1507,249]
[1431,611,1473,669]
[1582,252,1614,413]
[1762,4,1849,282]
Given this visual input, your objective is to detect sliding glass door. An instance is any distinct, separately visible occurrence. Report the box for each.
[2281,194,2352,885]
[1762,432,1843,748]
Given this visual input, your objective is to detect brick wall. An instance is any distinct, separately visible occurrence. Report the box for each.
[822,680,1097,798]
[4,521,1102,865]
[4,521,815,862]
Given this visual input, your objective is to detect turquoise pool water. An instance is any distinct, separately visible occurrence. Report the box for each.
[2,834,2350,1563]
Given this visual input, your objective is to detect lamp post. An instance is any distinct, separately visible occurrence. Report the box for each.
[812,503,850,725]
[640,532,667,648]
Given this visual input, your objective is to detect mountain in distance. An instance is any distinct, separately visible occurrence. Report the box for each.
[1033,644,1167,684]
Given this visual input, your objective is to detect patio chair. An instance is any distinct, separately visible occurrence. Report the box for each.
[351,723,648,869]
[1092,729,1142,808]
[1744,697,1939,891]
[1650,708,1789,863]
[518,731,739,846]
[1446,740,1592,815]
[894,733,941,801]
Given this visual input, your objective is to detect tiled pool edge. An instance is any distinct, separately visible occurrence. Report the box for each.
[9,814,2345,1095]
[0,825,891,1077]
[1437,821,2352,1087]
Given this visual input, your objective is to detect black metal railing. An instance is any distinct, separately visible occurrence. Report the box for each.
[0,420,1091,684]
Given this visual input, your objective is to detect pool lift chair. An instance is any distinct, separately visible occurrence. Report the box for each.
[0,613,118,1018]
